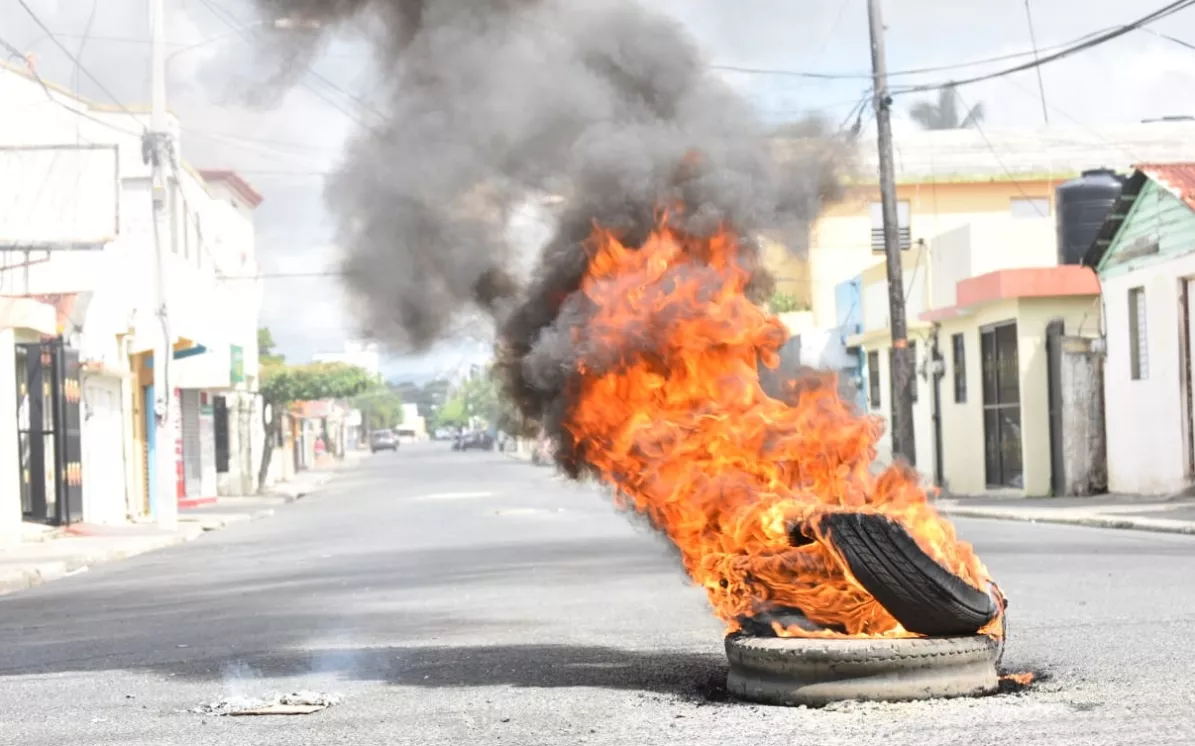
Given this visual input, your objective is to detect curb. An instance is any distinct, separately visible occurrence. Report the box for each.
[0,526,205,598]
[180,508,276,532]
[940,507,1195,536]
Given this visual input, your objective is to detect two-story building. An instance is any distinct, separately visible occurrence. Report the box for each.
[812,122,1195,496]
[0,61,263,533]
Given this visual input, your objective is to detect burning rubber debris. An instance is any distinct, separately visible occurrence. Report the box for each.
[498,213,1023,705]
[192,691,342,717]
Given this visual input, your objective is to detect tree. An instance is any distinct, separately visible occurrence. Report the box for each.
[257,361,376,492]
[353,388,405,431]
[258,327,286,367]
[434,395,469,429]
[909,85,985,131]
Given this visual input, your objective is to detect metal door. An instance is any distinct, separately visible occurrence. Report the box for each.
[981,322,1023,488]
[15,339,82,525]
[1046,319,1066,495]
[180,390,202,496]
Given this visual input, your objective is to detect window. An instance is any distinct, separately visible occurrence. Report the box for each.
[1010,197,1049,218]
[952,333,966,403]
[867,350,881,409]
[1129,286,1149,380]
[870,200,911,252]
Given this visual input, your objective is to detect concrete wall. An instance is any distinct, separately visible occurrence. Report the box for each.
[1101,251,1195,494]
[865,334,937,482]
[0,328,20,544]
[1057,336,1108,496]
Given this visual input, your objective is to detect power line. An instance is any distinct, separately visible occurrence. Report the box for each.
[15,0,145,131]
[1022,0,1050,125]
[710,22,1119,82]
[892,0,1195,96]
[0,34,143,138]
[193,0,385,129]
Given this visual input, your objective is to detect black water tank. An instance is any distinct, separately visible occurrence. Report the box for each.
[1055,169,1125,265]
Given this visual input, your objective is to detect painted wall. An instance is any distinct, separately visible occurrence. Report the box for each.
[864,334,937,482]
[1101,252,1195,494]
[811,180,1057,327]
[935,296,1100,496]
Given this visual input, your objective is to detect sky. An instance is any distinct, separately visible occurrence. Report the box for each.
[2,0,1194,382]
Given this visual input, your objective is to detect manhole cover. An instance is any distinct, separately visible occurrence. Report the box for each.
[725,633,1002,707]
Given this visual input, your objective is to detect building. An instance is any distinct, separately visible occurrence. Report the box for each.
[0,61,263,533]
[791,122,1195,497]
[1087,163,1195,496]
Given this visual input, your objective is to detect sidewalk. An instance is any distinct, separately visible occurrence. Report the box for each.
[937,493,1195,536]
[0,461,361,597]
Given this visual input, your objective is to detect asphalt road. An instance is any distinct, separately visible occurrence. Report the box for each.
[2,443,1194,745]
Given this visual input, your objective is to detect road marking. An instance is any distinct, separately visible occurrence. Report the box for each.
[413,491,496,501]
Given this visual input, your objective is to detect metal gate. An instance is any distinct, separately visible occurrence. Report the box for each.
[1045,319,1066,496]
[16,338,83,525]
[981,322,1023,489]
[180,390,202,497]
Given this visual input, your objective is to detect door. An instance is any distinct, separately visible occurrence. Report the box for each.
[1046,320,1066,495]
[981,322,1023,488]
[180,390,202,497]
[83,376,127,524]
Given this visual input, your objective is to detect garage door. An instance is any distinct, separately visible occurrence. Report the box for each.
[82,376,127,525]
[181,390,202,497]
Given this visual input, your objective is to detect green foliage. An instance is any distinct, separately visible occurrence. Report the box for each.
[259,361,376,405]
[769,292,806,314]
[434,396,469,429]
[258,327,286,368]
[353,388,405,430]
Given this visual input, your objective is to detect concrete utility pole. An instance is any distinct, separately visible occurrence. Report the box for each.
[147,0,178,529]
[866,0,916,464]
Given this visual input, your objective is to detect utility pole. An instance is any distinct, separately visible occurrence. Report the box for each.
[866,0,916,464]
[147,0,178,529]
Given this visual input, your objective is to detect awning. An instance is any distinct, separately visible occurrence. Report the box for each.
[127,301,215,359]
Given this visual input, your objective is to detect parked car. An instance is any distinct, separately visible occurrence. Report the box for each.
[452,431,495,451]
[370,429,398,452]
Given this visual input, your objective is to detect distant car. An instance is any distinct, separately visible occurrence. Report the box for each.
[452,431,494,451]
[370,430,398,452]
[394,428,418,445]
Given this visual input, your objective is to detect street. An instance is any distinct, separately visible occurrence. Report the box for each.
[2,444,1194,745]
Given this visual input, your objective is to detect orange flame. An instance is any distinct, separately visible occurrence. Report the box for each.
[565,212,999,638]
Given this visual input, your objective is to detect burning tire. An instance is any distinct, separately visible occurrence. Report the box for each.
[818,512,1000,637]
[725,633,1001,706]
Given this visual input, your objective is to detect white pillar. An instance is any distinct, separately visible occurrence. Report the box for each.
[0,328,23,544]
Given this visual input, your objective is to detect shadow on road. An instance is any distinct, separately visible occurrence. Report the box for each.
[162,643,728,698]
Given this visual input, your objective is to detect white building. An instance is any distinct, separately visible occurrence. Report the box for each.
[313,340,382,380]
[1089,163,1195,496]
[0,61,263,535]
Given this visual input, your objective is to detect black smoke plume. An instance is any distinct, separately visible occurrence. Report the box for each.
[250,0,846,461]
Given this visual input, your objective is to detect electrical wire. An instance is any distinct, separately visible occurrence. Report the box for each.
[193,0,385,129]
[892,0,1195,96]
[1022,0,1050,125]
[15,0,145,131]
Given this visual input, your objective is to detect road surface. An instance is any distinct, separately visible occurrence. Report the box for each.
[2,443,1193,745]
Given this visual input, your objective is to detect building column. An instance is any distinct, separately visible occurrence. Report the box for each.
[0,328,22,544]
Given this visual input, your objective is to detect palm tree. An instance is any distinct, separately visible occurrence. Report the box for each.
[908,85,985,130]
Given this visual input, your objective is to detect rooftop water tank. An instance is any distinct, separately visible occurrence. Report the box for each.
[1055,168,1125,265]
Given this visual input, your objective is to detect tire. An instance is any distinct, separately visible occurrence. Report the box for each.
[818,512,999,637]
[725,633,1000,706]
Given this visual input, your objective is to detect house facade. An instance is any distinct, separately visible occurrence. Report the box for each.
[1088,164,1195,496]
[0,61,263,535]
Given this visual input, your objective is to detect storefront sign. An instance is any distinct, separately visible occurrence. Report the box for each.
[230,345,244,384]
